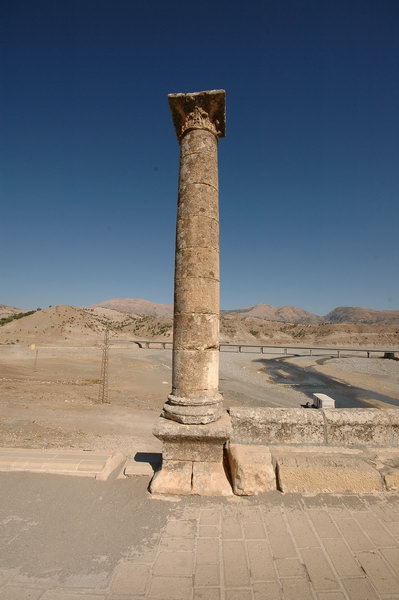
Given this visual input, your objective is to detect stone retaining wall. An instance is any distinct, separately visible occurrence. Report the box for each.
[229,407,399,448]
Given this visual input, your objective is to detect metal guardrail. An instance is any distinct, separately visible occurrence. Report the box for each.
[131,340,398,358]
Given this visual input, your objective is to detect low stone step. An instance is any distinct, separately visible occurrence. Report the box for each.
[276,453,384,494]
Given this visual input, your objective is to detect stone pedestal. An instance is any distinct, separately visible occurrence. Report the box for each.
[151,412,232,496]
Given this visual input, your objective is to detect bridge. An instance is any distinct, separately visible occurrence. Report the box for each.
[131,340,397,359]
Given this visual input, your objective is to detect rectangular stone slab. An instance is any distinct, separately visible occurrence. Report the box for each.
[228,444,276,495]
[229,408,324,445]
[276,454,384,494]
[323,409,392,447]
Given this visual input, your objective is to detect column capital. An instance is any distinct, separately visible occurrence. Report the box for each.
[168,89,226,140]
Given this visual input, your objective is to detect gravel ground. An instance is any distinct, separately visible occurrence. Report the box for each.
[326,356,399,378]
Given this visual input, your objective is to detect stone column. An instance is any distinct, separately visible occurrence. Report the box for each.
[163,89,225,425]
[151,90,232,496]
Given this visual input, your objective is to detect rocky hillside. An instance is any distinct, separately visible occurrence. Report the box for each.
[226,304,322,324]
[0,305,29,319]
[1,304,398,347]
[0,305,172,345]
[325,306,399,325]
[91,298,173,318]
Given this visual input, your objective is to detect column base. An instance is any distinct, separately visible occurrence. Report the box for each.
[151,411,232,496]
[162,393,223,424]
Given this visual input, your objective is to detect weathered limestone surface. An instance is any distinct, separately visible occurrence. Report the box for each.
[323,408,391,447]
[385,409,399,446]
[192,461,233,496]
[154,412,232,463]
[150,460,192,496]
[276,454,384,494]
[162,89,226,426]
[228,444,276,495]
[229,407,325,445]
[385,471,399,491]
[230,407,399,448]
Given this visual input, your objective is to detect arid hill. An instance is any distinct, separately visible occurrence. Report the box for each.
[0,305,29,319]
[0,305,172,345]
[90,298,399,326]
[1,304,398,348]
[226,304,322,325]
[325,306,399,325]
[91,298,173,318]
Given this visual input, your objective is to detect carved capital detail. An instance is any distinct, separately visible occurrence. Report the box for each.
[168,90,226,140]
[180,106,219,138]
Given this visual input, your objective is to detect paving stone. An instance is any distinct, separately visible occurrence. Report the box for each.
[194,564,219,586]
[253,581,282,600]
[381,547,399,577]
[0,569,12,587]
[322,538,364,578]
[200,508,221,526]
[153,551,193,577]
[165,519,195,538]
[281,578,314,600]
[246,540,275,581]
[356,550,399,595]
[225,590,252,600]
[333,517,375,551]
[111,562,150,595]
[263,510,297,558]
[0,587,44,600]
[286,510,320,548]
[242,521,266,539]
[193,589,221,600]
[222,540,250,586]
[199,525,219,537]
[196,538,219,564]
[317,593,346,600]
[222,515,242,539]
[275,557,306,579]
[239,506,263,523]
[342,577,379,599]
[300,548,340,591]
[41,593,105,600]
[148,576,193,599]
[267,529,297,559]
[307,510,340,538]
[159,536,195,552]
[353,511,397,547]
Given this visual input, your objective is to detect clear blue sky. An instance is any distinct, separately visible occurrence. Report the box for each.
[1,0,398,315]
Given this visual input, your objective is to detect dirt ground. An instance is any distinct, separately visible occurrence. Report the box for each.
[0,344,398,451]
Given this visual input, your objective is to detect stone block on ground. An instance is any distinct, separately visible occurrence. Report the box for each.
[192,461,232,496]
[276,453,384,494]
[150,460,192,495]
[227,444,276,495]
[229,407,324,445]
[384,469,399,491]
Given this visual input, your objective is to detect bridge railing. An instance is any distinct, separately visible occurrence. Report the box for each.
[131,340,397,358]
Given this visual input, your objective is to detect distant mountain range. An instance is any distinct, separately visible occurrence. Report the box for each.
[91,298,399,325]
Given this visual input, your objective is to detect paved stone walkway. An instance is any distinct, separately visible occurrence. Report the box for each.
[1,491,399,599]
